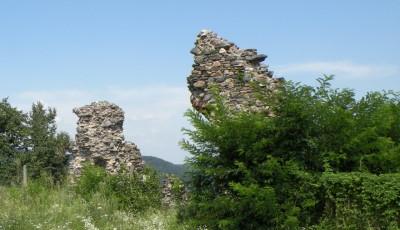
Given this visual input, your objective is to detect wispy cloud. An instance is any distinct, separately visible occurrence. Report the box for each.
[12,86,191,164]
[274,61,399,79]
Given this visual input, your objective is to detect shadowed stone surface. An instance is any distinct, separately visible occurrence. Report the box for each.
[188,30,283,114]
[69,101,143,176]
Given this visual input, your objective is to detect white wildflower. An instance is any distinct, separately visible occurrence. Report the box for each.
[81,216,99,230]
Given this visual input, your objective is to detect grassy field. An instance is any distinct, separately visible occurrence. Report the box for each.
[0,183,187,230]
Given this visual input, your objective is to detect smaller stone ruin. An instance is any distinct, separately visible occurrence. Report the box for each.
[188,30,283,114]
[161,176,174,207]
[69,101,144,176]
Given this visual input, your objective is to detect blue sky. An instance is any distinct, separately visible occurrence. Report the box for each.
[1,1,399,163]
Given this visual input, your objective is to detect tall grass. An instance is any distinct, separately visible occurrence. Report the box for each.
[0,169,188,229]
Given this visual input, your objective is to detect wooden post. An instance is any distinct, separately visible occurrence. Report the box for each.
[22,165,27,187]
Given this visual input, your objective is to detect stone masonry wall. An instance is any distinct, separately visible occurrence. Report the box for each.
[69,101,144,176]
[161,176,174,208]
[187,30,283,113]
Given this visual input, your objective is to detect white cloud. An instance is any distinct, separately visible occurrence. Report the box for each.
[11,86,191,164]
[274,61,399,79]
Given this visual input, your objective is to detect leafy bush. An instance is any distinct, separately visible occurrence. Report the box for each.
[75,164,108,200]
[267,75,400,174]
[180,106,319,229]
[76,164,162,213]
[180,76,400,229]
[104,167,162,213]
[317,172,400,229]
[168,175,186,204]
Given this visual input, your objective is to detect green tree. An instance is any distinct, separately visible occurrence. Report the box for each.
[0,98,28,185]
[268,76,400,173]
[26,102,70,181]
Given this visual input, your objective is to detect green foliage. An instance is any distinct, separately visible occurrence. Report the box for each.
[0,99,28,185]
[0,179,187,230]
[317,172,400,229]
[75,164,108,200]
[0,99,70,185]
[170,175,185,200]
[76,164,162,213]
[236,70,245,85]
[268,75,400,173]
[180,108,310,229]
[104,166,162,213]
[180,75,400,229]
[26,102,70,181]
[165,175,186,205]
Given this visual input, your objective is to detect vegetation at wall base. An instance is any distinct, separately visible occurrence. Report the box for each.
[75,164,163,213]
[179,75,400,229]
[0,165,187,230]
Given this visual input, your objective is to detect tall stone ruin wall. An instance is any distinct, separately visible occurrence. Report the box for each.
[188,30,283,114]
[69,101,144,176]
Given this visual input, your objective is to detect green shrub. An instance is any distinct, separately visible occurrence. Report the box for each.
[168,175,187,205]
[180,76,400,229]
[103,167,162,213]
[75,164,107,200]
[179,108,320,229]
[317,172,400,229]
[76,164,162,213]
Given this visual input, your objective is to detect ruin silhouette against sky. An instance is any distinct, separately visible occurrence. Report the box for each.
[1,1,399,163]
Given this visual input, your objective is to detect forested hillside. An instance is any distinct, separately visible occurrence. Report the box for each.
[143,156,188,180]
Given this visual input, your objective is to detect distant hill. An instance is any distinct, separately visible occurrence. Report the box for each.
[142,156,189,181]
